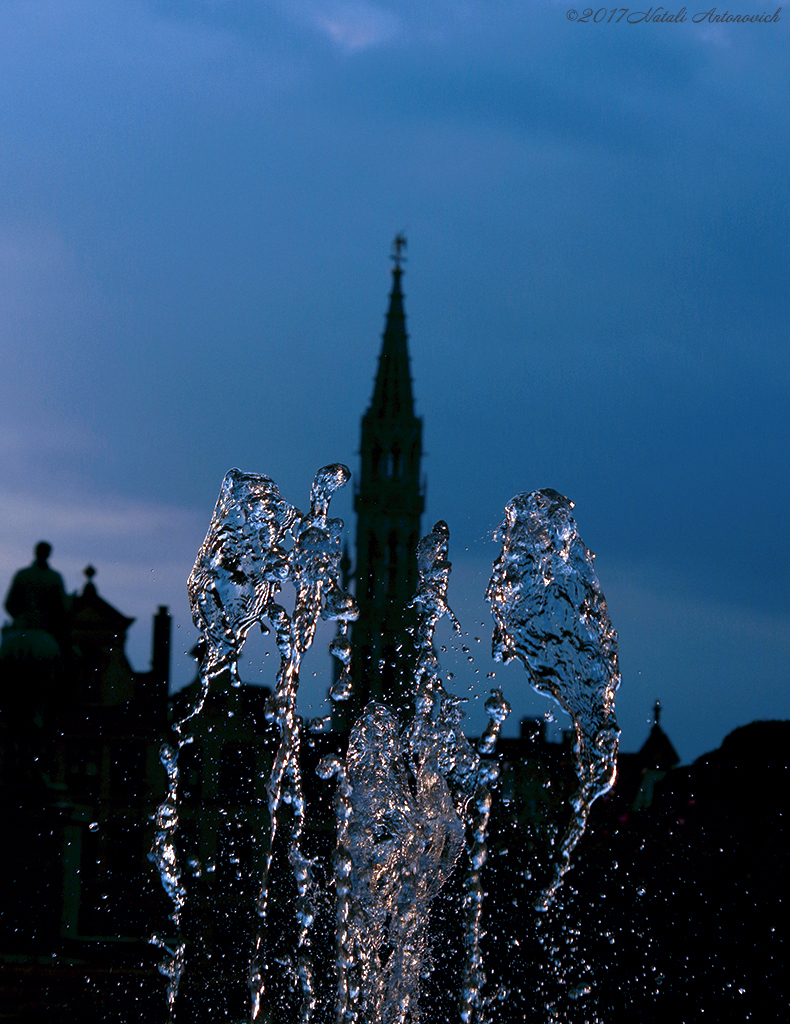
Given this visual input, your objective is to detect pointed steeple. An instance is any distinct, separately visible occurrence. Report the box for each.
[638,700,680,771]
[357,235,423,505]
[369,237,415,421]
[342,236,425,721]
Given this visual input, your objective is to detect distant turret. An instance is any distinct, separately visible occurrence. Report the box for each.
[69,566,136,707]
[638,700,680,772]
[632,700,680,810]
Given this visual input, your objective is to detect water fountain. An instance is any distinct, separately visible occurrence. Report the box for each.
[150,466,620,1024]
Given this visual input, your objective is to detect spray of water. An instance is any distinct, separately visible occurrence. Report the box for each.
[149,471,292,1007]
[317,520,507,1024]
[149,475,619,1023]
[486,488,621,909]
[150,466,355,1016]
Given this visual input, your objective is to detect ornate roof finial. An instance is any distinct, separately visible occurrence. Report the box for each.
[82,564,98,597]
[391,233,407,269]
[653,699,661,726]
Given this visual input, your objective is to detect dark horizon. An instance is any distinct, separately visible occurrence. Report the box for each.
[4,467,785,770]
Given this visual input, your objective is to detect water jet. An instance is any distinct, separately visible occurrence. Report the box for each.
[150,465,620,1024]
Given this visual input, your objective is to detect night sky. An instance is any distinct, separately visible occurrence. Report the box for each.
[2,0,787,764]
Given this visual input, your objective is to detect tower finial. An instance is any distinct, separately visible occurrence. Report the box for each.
[653,699,661,726]
[391,233,407,269]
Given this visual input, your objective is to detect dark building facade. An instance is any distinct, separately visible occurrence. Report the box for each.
[346,236,424,719]
[0,564,172,1020]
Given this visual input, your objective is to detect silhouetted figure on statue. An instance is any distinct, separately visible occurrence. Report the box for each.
[0,542,70,792]
[4,541,69,645]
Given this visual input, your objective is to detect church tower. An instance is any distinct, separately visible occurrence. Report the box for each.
[348,236,424,718]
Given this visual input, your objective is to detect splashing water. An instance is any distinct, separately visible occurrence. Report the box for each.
[150,465,356,1017]
[486,488,621,909]
[317,519,505,1024]
[148,741,187,1008]
[149,475,619,1023]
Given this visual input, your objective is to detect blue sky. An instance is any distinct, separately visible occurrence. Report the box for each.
[1,0,788,763]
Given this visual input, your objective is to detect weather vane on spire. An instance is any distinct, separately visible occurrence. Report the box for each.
[391,233,407,268]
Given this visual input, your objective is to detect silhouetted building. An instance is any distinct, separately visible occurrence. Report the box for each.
[345,236,425,720]
[0,558,170,1021]
[164,672,276,1020]
[476,709,789,1024]
[166,669,342,1021]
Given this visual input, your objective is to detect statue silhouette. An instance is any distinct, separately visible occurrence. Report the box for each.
[0,542,70,792]
[4,541,69,647]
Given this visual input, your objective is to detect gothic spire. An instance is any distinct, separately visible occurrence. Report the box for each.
[369,235,415,421]
[342,236,424,721]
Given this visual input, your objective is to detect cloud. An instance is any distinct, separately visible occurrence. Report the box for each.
[0,422,100,463]
[0,487,205,604]
[1,491,186,541]
[294,0,400,52]
[0,224,109,418]
[0,227,79,332]
[0,0,305,116]
[0,0,234,74]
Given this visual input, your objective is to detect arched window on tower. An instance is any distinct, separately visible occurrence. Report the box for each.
[391,443,401,477]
